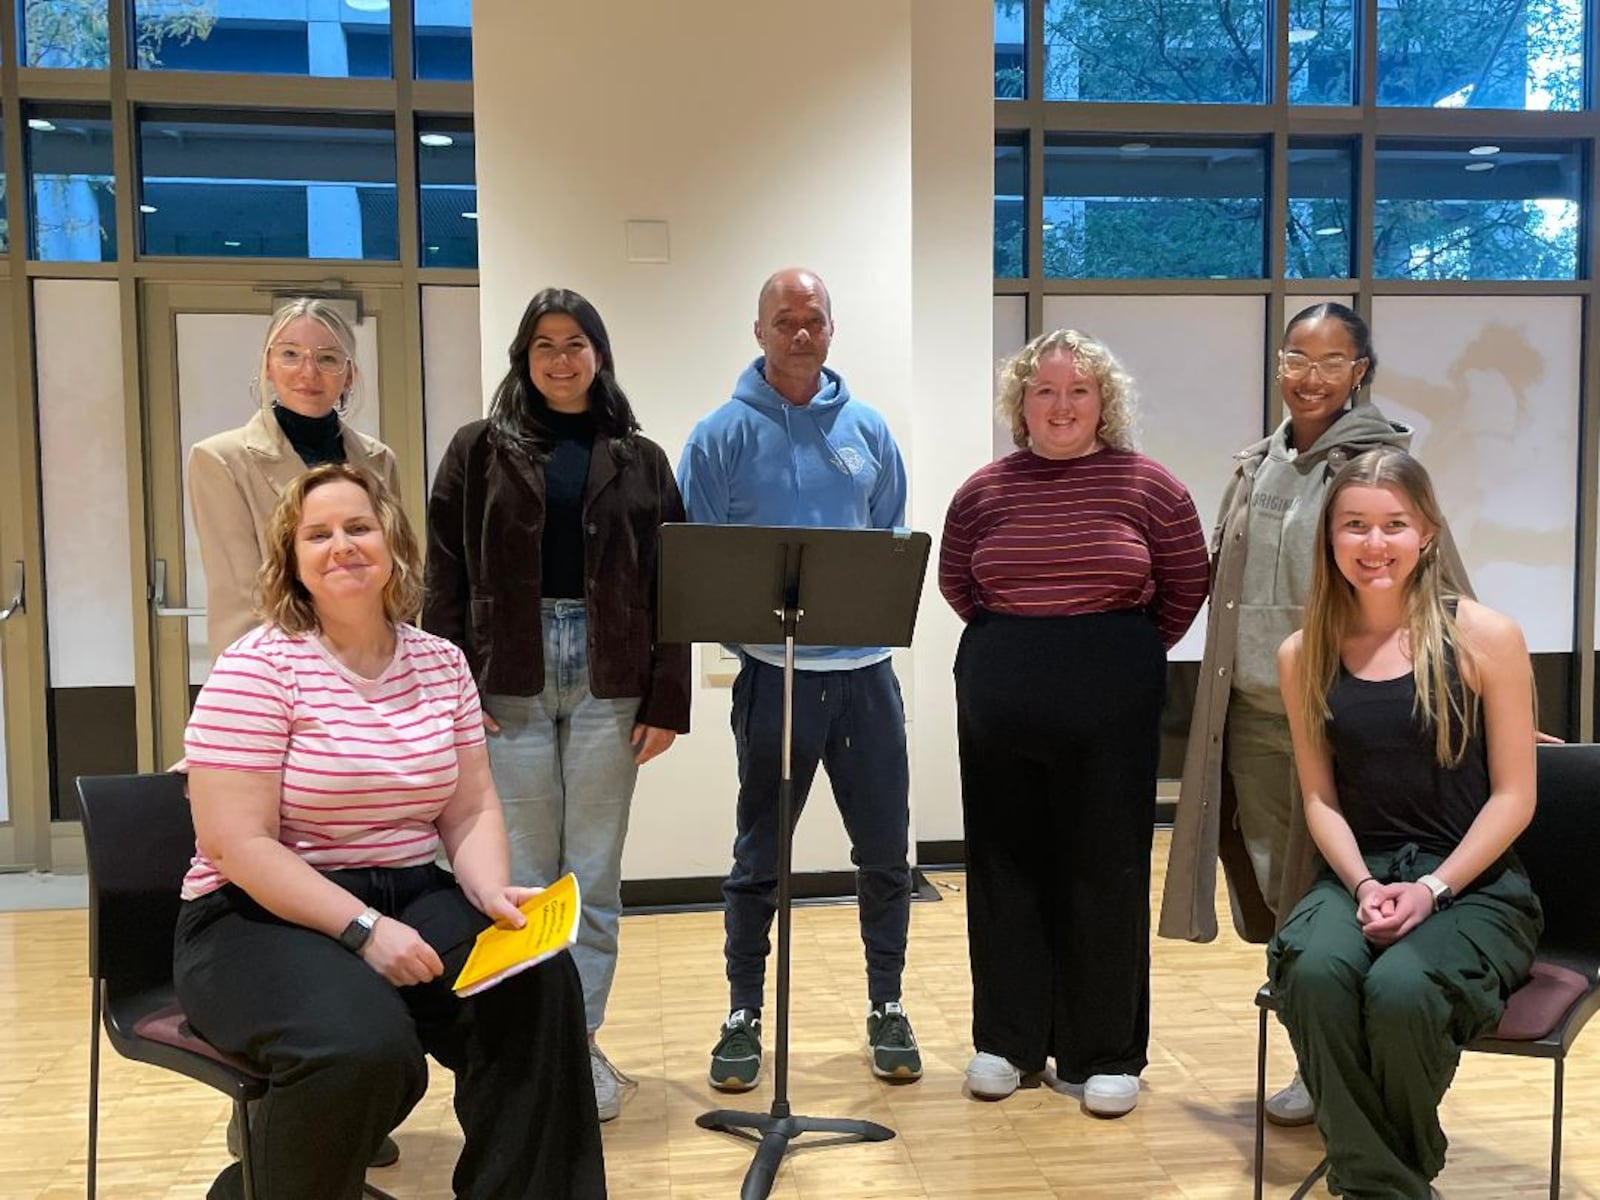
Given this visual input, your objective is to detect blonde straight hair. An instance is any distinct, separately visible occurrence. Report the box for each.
[1297,447,1477,767]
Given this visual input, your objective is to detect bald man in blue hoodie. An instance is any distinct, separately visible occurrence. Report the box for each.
[678,268,921,1091]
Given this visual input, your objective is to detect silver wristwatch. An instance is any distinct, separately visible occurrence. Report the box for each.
[338,906,382,952]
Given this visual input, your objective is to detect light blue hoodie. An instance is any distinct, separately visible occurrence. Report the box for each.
[677,358,908,669]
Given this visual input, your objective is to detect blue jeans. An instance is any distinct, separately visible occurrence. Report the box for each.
[486,599,641,1034]
[725,657,911,1010]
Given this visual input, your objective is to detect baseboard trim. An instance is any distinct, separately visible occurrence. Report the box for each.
[622,867,941,915]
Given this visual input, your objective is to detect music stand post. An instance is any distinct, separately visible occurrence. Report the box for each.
[657,524,932,1200]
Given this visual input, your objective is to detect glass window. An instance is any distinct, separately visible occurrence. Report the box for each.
[1043,0,1265,103]
[1373,142,1579,280]
[138,112,398,260]
[130,1,391,77]
[27,107,116,262]
[995,0,1025,98]
[1288,0,1354,104]
[1377,0,1581,110]
[1042,140,1265,279]
[20,0,109,68]
[995,135,1026,278]
[0,123,8,254]
[416,0,473,81]
[1287,144,1353,278]
[418,120,477,268]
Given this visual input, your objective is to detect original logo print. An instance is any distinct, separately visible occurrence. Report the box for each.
[835,446,866,475]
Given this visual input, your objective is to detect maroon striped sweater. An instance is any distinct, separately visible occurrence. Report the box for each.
[939,447,1209,648]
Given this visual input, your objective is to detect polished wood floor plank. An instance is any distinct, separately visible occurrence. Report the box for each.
[2,832,1596,1197]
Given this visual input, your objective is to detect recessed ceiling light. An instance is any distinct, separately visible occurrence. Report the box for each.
[139,204,158,214]
[1120,141,1151,153]
[223,239,242,247]
[1287,28,1319,44]
[27,118,55,132]
[426,244,440,252]
[1314,225,1344,236]
[345,0,390,10]
[419,132,454,148]
[1468,144,1501,156]
[1464,162,1496,172]
[461,211,479,220]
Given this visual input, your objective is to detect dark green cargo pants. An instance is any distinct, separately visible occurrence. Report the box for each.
[1268,845,1541,1199]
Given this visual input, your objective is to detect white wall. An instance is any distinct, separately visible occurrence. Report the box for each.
[473,0,993,875]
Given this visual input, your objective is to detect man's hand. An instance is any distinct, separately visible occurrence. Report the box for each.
[359,917,445,986]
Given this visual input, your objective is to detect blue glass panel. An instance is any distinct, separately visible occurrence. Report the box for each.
[130,2,392,77]
[21,0,110,68]
[418,123,477,268]
[995,138,1026,277]
[1044,0,1265,103]
[0,125,8,253]
[1043,141,1265,278]
[1373,143,1579,280]
[1287,145,1353,278]
[27,109,116,262]
[1288,0,1354,104]
[1378,0,1581,110]
[995,0,1025,99]
[138,114,398,260]
[416,0,472,80]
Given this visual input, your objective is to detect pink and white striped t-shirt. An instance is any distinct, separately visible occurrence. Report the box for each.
[181,622,485,900]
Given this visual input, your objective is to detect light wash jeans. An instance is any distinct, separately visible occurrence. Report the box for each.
[486,599,641,1034]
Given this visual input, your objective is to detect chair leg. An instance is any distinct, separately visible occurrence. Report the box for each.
[362,1185,400,1199]
[1291,1158,1330,1200]
[87,982,101,1200]
[1550,1057,1564,1199]
[236,1097,257,1200]
[1254,1004,1268,1200]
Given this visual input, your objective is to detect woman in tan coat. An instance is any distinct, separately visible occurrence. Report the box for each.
[189,299,399,662]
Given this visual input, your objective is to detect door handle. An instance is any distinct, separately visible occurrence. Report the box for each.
[151,558,206,619]
[0,561,22,621]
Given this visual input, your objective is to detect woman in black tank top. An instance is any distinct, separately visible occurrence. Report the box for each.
[1268,448,1541,1199]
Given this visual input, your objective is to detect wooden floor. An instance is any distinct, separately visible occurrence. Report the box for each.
[4,832,1597,1198]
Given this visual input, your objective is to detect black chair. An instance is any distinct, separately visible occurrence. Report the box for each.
[79,772,398,1200]
[1252,741,1600,1199]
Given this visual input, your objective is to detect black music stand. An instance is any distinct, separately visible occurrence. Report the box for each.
[658,523,932,1200]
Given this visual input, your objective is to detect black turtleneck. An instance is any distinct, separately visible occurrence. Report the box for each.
[273,403,346,468]
[539,402,596,600]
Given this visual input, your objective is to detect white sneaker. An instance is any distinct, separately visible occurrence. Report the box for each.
[1265,1070,1315,1127]
[1083,1073,1140,1116]
[589,1041,632,1122]
[964,1051,1021,1099]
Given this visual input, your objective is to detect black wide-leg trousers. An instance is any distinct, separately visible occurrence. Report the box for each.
[956,608,1166,1083]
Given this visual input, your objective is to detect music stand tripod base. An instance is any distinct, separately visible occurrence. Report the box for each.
[695,1107,896,1200]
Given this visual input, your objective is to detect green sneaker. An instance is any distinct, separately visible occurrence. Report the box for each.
[867,1002,923,1080]
[709,1009,763,1092]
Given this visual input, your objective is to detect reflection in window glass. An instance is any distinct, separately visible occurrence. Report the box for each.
[995,0,1025,98]
[21,0,110,67]
[1373,143,1579,280]
[418,122,478,268]
[131,1,388,77]
[417,0,473,80]
[1378,0,1581,110]
[139,114,398,260]
[1288,0,1353,104]
[1043,0,1264,103]
[1042,141,1265,279]
[1287,145,1352,278]
[0,125,8,254]
[27,109,117,262]
[995,137,1026,277]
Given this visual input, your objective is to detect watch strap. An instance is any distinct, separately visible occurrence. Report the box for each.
[339,906,381,952]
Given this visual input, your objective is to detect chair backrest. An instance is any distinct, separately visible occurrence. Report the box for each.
[1521,743,1600,965]
[76,773,196,1003]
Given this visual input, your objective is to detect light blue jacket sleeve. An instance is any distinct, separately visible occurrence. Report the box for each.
[868,423,908,529]
[676,426,731,525]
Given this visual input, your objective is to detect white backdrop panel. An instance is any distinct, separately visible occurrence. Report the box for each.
[422,286,484,494]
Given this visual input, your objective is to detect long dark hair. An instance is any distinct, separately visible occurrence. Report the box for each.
[488,287,641,461]
[1283,301,1380,392]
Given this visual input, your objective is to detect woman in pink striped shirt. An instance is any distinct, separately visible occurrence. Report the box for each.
[940,329,1209,1118]
[174,463,605,1200]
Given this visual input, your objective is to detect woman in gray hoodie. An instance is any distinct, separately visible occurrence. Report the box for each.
[1158,303,1469,1125]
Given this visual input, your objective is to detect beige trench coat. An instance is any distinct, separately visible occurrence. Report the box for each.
[1157,415,1468,944]
[188,408,399,661]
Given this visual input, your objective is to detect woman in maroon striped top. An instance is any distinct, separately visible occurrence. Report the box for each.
[939,329,1209,1117]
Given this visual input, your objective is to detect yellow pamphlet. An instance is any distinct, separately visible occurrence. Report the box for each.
[453,872,582,998]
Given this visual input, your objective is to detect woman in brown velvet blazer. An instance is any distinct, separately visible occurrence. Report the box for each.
[188,299,398,662]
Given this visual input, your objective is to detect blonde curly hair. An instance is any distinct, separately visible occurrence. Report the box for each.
[996,328,1138,452]
[256,464,422,634]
